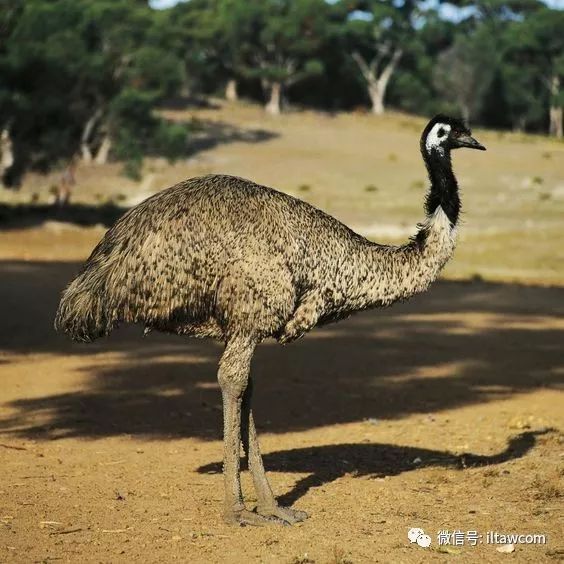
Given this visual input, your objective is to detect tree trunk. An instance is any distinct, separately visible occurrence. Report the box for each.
[225,79,238,102]
[549,75,562,138]
[81,143,93,164]
[0,127,14,185]
[513,116,526,133]
[95,134,112,165]
[265,82,282,115]
[549,106,563,138]
[80,120,94,163]
[80,110,102,163]
[368,84,385,115]
[460,103,471,123]
[352,48,402,116]
[55,162,76,208]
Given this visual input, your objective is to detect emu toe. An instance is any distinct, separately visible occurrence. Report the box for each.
[223,509,276,527]
[224,507,306,527]
[256,505,309,525]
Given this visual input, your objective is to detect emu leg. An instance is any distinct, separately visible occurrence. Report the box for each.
[242,378,308,524]
[218,337,270,526]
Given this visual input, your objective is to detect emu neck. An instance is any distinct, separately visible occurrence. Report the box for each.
[342,147,460,312]
[423,147,460,225]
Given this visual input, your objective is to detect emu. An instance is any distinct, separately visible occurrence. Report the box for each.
[55,115,485,526]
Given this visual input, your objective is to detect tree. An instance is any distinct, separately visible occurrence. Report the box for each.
[431,0,556,133]
[342,0,419,115]
[225,0,329,114]
[504,8,564,137]
[170,0,330,113]
[387,11,456,117]
[74,1,186,168]
[0,0,89,184]
[433,28,498,121]
[0,0,188,184]
[167,0,233,99]
[0,0,23,185]
[261,0,329,114]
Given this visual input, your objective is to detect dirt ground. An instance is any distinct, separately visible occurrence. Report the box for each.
[1,106,563,563]
[0,253,562,563]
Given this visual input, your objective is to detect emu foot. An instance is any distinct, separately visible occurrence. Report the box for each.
[223,508,275,527]
[256,505,308,525]
[223,506,308,526]
[223,507,298,527]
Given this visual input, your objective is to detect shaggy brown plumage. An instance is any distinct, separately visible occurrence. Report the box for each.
[55,115,485,526]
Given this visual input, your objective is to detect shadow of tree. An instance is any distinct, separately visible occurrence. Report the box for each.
[159,95,222,111]
[186,118,277,156]
[0,202,127,229]
[0,260,562,442]
[0,120,278,230]
[197,430,553,506]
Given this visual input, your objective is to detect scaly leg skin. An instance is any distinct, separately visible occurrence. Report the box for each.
[221,391,273,526]
[218,336,269,526]
[242,378,308,525]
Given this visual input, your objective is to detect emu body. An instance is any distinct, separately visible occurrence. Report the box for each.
[55,116,485,525]
[56,175,454,343]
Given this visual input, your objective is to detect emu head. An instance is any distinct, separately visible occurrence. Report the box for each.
[422,115,486,156]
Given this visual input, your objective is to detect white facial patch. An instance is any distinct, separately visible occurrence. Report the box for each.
[425,123,451,155]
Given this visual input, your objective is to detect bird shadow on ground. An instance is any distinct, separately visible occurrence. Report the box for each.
[0,260,563,444]
[197,430,554,506]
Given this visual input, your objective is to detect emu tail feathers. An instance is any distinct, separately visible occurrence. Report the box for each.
[54,262,119,342]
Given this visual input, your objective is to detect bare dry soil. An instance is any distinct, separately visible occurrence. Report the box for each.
[1,106,563,563]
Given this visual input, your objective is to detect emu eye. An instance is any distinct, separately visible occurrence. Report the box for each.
[437,127,446,138]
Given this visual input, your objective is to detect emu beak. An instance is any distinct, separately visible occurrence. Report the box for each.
[457,134,486,151]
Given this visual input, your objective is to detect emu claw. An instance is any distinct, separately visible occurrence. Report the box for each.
[223,509,275,527]
[256,505,308,525]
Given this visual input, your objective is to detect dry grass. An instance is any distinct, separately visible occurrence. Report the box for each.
[2,101,564,284]
[530,473,563,501]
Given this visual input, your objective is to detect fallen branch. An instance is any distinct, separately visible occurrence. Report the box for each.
[50,528,83,536]
[0,443,27,451]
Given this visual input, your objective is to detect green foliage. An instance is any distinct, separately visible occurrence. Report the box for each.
[1,0,563,186]
[0,0,188,184]
[433,28,499,120]
[109,89,153,179]
[127,47,186,98]
[110,89,188,179]
[172,0,331,107]
[154,122,189,161]
[236,0,330,91]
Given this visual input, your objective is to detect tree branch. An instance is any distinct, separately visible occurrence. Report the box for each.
[80,108,103,163]
[352,51,376,85]
[376,47,403,89]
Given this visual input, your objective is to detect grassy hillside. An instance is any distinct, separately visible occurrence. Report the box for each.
[1,102,563,284]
